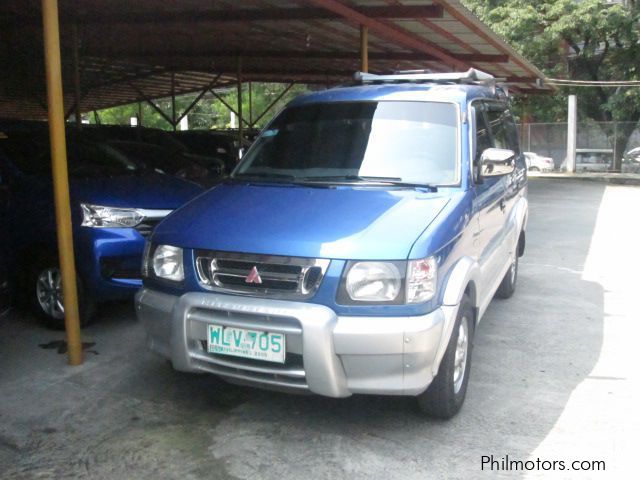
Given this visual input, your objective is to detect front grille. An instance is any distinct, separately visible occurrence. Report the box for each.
[195,251,329,299]
[135,218,162,238]
[133,209,173,238]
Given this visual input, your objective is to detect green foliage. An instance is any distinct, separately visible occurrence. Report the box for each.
[463,0,640,166]
[463,0,640,122]
[88,83,309,130]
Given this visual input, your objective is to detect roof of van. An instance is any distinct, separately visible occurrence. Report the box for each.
[289,83,503,107]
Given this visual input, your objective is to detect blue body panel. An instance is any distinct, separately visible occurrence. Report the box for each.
[68,174,203,209]
[153,183,451,260]
[3,167,202,301]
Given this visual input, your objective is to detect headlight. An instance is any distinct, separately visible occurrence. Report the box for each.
[340,256,438,304]
[346,262,401,302]
[81,203,143,228]
[406,257,437,303]
[152,245,184,281]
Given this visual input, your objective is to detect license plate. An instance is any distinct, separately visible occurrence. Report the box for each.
[207,324,286,364]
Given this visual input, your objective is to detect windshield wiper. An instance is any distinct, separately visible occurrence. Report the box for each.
[232,172,297,182]
[299,175,438,190]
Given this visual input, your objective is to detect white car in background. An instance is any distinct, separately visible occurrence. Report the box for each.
[560,149,613,172]
[623,147,640,173]
[524,151,554,172]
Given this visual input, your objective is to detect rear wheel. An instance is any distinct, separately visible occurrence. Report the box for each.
[495,251,518,299]
[28,253,95,329]
[417,294,474,419]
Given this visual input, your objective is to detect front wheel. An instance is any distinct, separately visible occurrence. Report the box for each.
[29,254,95,329]
[417,294,474,419]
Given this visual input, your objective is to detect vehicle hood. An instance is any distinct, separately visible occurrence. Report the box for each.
[69,173,203,209]
[152,183,451,259]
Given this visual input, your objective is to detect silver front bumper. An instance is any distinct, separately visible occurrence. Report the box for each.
[136,288,456,397]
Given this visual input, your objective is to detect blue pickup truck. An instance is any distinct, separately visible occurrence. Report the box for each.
[137,70,528,417]
[0,126,203,328]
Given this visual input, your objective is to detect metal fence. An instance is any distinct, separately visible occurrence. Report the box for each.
[517,121,640,171]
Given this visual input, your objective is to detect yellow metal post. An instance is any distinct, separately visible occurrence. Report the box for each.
[360,25,369,73]
[42,0,83,365]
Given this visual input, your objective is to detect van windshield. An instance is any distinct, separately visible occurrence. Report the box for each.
[235,101,459,186]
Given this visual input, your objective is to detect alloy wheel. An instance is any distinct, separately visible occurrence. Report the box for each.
[36,267,64,319]
[452,316,469,394]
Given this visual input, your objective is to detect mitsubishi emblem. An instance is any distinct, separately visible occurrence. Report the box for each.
[245,266,263,284]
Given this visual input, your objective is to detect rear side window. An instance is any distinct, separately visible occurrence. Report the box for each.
[474,107,492,163]
[486,106,520,153]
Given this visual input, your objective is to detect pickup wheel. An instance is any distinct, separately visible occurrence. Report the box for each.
[495,251,518,299]
[417,294,474,419]
[28,253,95,330]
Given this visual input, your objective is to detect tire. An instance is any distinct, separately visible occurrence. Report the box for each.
[528,166,540,172]
[495,251,518,299]
[28,253,95,330]
[417,294,474,419]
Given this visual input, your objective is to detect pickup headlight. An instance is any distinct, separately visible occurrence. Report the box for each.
[150,244,184,282]
[341,256,437,304]
[81,203,143,228]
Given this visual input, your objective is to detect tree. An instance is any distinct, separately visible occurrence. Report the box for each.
[463,0,640,170]
[88,83,309,131]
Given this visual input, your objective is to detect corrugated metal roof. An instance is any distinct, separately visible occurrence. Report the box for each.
[0,0,550,120]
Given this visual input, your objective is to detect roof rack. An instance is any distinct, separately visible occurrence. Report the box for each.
[353,68,508,96]
[354,68,502,84]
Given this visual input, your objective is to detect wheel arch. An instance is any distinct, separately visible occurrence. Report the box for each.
[441,256,481,309]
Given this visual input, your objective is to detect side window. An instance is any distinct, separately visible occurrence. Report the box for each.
[486,106,520,153]
[486,108,509,150]
[474,105,492,163]
[503,111,521,154]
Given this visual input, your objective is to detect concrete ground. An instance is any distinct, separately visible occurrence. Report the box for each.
[1,178,638,479]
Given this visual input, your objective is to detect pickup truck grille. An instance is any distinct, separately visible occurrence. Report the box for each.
[135,219,161,238]
[134,209,173,238]
[194,251,329,299]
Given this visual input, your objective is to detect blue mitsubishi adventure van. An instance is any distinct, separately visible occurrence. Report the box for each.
[137,70,528,418]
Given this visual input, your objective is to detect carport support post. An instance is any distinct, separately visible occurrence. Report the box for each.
[248,82,253,126]
[566,94,577,173]
[72,23,82,127]
[41,0,83,366]
[237,57,243,153]
[360,25,369,72]
[171,73,176,131]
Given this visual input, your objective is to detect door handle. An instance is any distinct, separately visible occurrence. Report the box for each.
[499,199,506,212]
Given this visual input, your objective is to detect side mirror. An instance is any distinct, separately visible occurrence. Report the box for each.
[477,148,516,181]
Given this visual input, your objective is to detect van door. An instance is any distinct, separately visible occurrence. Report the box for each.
[472,102,510,305]
[483,104,523,295]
